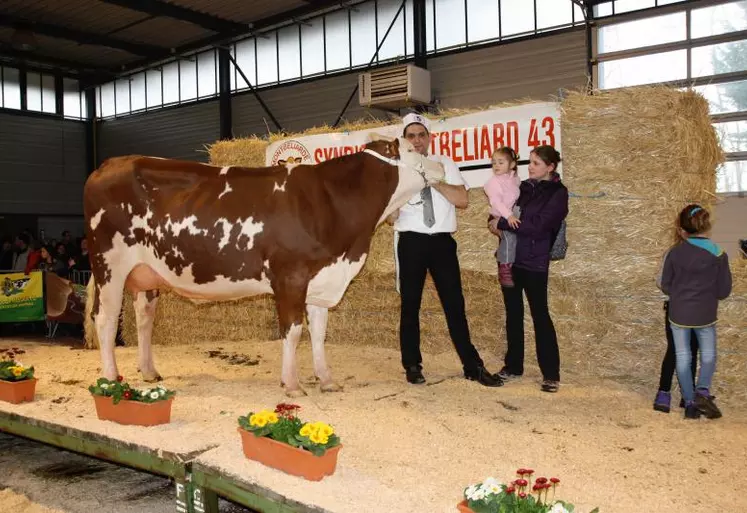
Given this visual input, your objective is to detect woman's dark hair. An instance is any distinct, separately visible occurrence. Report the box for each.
[492,146,519,171]
[678,204,711,235]
[530,145,562,172]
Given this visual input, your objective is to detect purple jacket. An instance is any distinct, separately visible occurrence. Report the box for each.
[492,172,569,273]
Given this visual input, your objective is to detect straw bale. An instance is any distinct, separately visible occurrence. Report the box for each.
[96,85,746,400]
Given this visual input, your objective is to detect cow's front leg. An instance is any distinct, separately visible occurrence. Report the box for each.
[274,277,308,397]
[306,304,342,393]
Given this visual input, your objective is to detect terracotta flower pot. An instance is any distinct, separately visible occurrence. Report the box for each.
[456,500,475,513]
[92,394,173,426]
[0,378,37,404]
[237,427,342,481]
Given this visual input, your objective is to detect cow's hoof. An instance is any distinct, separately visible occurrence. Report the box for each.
[285,387,307,398]
[142,372,163,383]
[320,382,344,393]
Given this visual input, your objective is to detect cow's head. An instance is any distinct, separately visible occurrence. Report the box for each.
[365,135,445,186]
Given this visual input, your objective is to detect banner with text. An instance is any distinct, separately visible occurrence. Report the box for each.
[0,271,45,323]
[265,102,561,188]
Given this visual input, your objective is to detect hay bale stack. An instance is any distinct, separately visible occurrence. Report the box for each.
[107,86,746,400]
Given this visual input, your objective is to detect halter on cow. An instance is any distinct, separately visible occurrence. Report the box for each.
[83,136,445,396]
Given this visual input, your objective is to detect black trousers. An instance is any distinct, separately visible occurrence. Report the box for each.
[658,301,699,392]
[397,231,484,373]
[501,266,560,381]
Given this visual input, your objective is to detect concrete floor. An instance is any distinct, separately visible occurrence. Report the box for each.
[0,432,254,513]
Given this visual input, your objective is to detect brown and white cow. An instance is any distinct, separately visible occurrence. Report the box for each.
[83,137,444,396]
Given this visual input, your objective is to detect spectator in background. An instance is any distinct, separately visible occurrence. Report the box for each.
[0,238,14,270]
[53,242,71,278]
[61,230,77,257]
[36,245,68,276]
[12,234,31,272]
[68,237,91,272]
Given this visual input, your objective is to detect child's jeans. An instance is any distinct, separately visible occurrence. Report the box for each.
[497,206,520,264]
[670,323,716,403]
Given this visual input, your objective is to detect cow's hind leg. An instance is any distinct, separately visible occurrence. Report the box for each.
[94,280,125,381]
[134,290,162,382]
[306,304,342,393]
[274,278,308,398]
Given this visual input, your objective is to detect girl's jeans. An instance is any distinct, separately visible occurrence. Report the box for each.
[670,323,716,403]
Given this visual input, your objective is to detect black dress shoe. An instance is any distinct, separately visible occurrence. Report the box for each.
[405,367,426,384]
[465,367,504,387]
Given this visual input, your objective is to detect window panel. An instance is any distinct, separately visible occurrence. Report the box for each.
[716,160,747,193]
[100,82,115,117]
[351,1,377,66]
[41,74,55,114]
[256,32,278,85]
[501,0,534,37]
[235,39,257,88]
[179,58,197,101]
[598,12,685,53]
[146,69,162,108]
[80,91,88,119]
[599,50,687,89]
[614,0,655,14]
[278,26,301,81]
[573,3,585,23]
[692,40,747,78]
[63,78,81,118]
[594,3,613,17]
[115,78,130,114]
[2,67,21,109]
[426,0,435,51]
[230,45,237,90]
[405,0,414,55]
[691,0,747,38]
[715,120,747,152]
[435,0,465,48]
[26,72,42,112]
[301,19,325,76]
[467,0,499,43]
[162,61,179,104]
[377,0,406,59]
[693,80,747,114]
[197,50,217,97]
[130,73,146,111]
[537,0,572,30]
[325,10,350,71]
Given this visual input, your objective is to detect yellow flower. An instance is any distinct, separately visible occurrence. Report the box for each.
[11,367,23,377]
[315,422,334,437]
[309,432,329,445]
[266,412,279,424]
[249,414,267,428]
[299,424,313,437]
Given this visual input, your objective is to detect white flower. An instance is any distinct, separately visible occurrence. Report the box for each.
[465,485,479,501]
[549,503,571,513]
[480,477,502,496]
[158,388,166,396]
[149,391,160,399]
[157,384,166,391]
[101,383,109,389]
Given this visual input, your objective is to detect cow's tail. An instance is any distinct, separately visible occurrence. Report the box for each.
[84,273,99,349]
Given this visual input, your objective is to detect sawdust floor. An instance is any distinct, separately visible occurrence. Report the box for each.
[0,489,66,513]
[1,338,746,513]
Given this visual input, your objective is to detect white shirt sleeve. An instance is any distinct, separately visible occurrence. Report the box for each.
[439,156,468,190]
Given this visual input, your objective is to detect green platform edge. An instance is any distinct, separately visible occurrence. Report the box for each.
[0,410,323,513]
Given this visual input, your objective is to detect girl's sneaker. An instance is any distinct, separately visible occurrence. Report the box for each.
[653,390,671,413]
[498,263,514,288]
[684,402,701,419]
[695,389,722,419]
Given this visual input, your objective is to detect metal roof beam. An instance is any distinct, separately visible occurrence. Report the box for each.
[0,46,115,79]
[0,14,167,57]
[98,0,251,33]
[111,0,345,76]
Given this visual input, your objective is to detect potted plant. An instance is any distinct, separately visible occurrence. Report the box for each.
[89,376,175,426]
[458,468,599,513]
[0,347,36,404]
[237,403,342,481]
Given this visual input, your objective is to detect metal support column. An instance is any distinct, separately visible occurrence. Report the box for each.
[84,87,98,175]
[218,48,233,140]
[413,0,427,69]
[54,74,64,116]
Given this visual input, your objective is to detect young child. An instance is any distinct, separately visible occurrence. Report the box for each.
[483,147,521,287]
[659,204,732,419]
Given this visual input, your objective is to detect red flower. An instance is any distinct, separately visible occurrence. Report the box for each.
[519,492,527,499]
[533,484,541,491]
[116,375,124,382]
[506,487,516,494]
[536,477,548,485]
[123,391,132,400]
[515,479,528,487]
[525,469,535,475]
[517,468,527,475]
[544,484,553,490]
[550,477,560,484]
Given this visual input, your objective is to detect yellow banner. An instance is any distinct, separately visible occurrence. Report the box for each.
[0,271,45,322]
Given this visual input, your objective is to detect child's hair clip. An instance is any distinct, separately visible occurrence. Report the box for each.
[690,206,703,216]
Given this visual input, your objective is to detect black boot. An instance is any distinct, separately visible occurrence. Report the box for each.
[405,366,426,385]
[464,367,504,387]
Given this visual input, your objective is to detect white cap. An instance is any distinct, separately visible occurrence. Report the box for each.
[402,112,431,134]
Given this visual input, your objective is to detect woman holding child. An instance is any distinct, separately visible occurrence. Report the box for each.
[486,145,568,393]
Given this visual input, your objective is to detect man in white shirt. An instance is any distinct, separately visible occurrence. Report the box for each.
[388,113,503,387]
